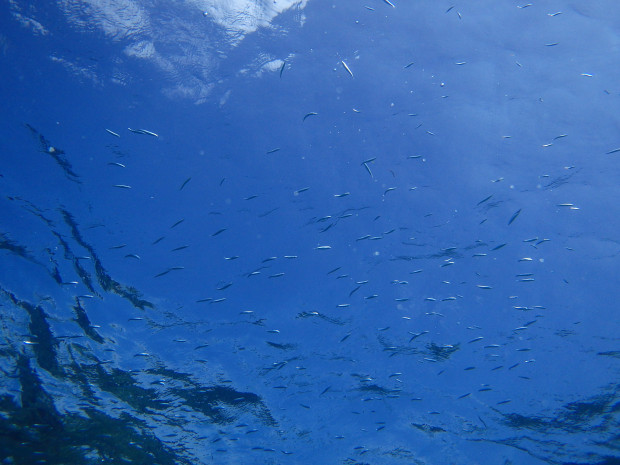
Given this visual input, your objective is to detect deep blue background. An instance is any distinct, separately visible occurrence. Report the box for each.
[1,1,619,464]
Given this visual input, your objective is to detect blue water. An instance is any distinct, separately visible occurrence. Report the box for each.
[1,1,619,464]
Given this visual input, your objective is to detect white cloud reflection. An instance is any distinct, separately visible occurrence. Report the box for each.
[9,0,307,103]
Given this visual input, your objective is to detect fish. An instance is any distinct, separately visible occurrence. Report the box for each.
[128,128,159,137]
[508,209,522,225]
[341,60,354,77]
[476,195,492,206]
[303,112,318,122]
[170,219,185,229]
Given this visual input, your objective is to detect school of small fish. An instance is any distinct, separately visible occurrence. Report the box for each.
[1,2,619,464]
